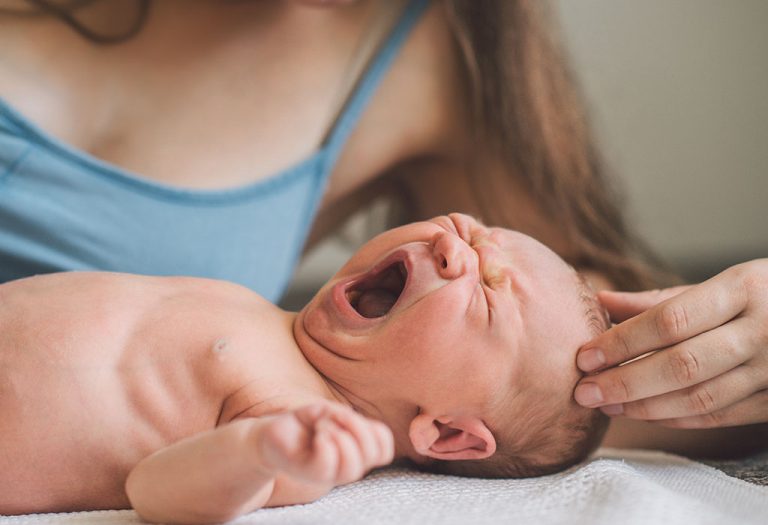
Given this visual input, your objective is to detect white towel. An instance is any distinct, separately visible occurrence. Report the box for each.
[2,448,766,525]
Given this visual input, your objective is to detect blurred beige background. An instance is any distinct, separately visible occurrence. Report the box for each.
[555,0,768,280]
[283,0,768,306]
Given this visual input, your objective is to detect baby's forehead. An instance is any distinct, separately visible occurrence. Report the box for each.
[479,228,564,271]
[483,227,543,250]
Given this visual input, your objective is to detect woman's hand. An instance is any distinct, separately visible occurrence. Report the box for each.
[574,259,768,429]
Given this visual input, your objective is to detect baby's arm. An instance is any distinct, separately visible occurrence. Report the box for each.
[125,402,394,524]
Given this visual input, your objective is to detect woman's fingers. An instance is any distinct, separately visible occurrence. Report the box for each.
[598,285,691,323]
[575,320,752,409]
[577,273,747,373]
[656,389,768,429]
[575,260,768,428]
[610,364,760,420]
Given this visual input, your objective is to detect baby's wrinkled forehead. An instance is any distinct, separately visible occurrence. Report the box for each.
[480,227,566,277]
[482,226,551,256]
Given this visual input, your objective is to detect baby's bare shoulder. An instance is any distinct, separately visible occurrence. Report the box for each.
[159,278,326,425]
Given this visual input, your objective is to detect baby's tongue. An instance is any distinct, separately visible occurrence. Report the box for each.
[356,289,398,318]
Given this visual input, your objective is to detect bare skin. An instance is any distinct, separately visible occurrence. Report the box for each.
[0,0,481,241]
[0,271,393,522]
[0,0,761,487]
[294,213,595,462]
[0,214,597,523]
[577,263,768,457]
[0,0,578,252]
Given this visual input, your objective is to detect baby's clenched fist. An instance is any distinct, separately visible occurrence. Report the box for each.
[254,402,394,486]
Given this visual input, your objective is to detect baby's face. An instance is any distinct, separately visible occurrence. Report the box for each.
[295,214,597,457]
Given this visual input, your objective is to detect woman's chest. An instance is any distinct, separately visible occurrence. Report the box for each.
[0,1,463,197]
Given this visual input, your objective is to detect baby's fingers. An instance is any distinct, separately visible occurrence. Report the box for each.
[295,421,340,483]
[321,419,365,484]
[294,403,329,427]
[326,407,388,468]
[372,421,395,466]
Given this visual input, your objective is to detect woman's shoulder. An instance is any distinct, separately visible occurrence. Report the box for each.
[0,1,475,213]
[321,1,473,205]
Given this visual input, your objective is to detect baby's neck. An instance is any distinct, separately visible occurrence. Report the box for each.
[217,302,349,423]
[290,309,419,462]
[286,309,355,408]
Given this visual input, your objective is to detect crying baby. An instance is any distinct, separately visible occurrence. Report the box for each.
[0,214,608,524]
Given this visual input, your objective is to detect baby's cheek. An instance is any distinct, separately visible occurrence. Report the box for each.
[390,308,454,353]
[389,315,438,349]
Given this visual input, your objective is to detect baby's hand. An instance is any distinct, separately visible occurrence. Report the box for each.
[255,402,394,486]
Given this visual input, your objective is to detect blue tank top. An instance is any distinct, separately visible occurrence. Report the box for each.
[0,0,429,302]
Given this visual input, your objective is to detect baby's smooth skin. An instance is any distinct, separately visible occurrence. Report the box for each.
[0,214,596,523]
[0,271,393,522]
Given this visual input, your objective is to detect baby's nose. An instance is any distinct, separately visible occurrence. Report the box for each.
[430,230,477,280]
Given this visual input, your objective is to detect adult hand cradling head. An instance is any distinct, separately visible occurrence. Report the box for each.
[575,260,768,431]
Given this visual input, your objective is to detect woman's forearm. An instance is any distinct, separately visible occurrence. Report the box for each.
[125,418,275,525]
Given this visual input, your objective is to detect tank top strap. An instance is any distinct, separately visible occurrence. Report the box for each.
[320,0,430,171]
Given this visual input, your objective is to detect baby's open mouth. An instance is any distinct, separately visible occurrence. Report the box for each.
[345,260,408,318]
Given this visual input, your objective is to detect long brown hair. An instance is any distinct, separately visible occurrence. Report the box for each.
[2,0,150,43]
[443,0,663,289]
[10,0,665,289]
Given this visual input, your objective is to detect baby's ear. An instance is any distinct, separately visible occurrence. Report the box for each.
[408,413,496,461]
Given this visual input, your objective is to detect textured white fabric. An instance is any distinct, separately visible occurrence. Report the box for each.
[2,448,766,525]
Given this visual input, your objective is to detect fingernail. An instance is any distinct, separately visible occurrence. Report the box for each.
[574,383,604,406]
[600,404,624,416]
[577,348,605,372]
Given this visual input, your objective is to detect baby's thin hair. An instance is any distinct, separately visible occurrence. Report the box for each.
[421,401,608,479]
[576,272,611,337]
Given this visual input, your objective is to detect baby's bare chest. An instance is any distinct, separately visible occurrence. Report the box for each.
[0,274,304,512]
[0,281,235,428]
